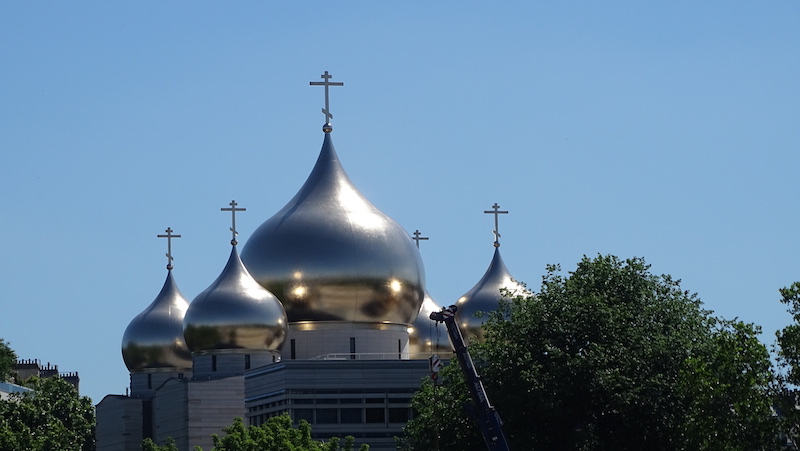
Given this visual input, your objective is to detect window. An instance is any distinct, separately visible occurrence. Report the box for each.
[316,409,338,424]
[340,408,362,424]
[290,339,296,360]
[350,337,356,359]
[388,408,410,423]
[245,354,251,370]
[147,373,152,389]
[292,409,313,423]
[211,355,217,372]
[365,408,385,423]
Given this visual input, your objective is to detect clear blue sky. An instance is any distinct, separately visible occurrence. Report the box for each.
[1,2,798,404]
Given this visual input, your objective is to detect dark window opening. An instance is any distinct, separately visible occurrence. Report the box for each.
[388,408,410,423]
[350,337,356,360]
[245,354,251,370]
[212,355,217,372]
[340,408,362,424]
[316,409,338,424]
[365,407,386,424]
[292,409,313,423]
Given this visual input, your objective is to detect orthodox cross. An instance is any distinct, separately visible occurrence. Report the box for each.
[309,71,344,129]
[412,229,429,249]
[157,227,181,270]
[483,202,508,247]
[221,200,246,246]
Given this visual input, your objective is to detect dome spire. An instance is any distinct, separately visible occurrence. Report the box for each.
[407,229,447,357]
[309,70,344,133]
[121,228,192,372]
[157,227,181,270]
[221,200,246,246]
[483,202,508,248]
[183,202,287,352]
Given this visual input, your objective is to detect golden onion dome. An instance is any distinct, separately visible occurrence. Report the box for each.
[455,247,527,343]
[241,133,425,324]
[183,246,288,352]
[122,270,192,372]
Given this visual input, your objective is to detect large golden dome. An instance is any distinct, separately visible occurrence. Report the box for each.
[241,133,425,324]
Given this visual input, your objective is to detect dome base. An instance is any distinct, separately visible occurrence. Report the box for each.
[285,321,410,360]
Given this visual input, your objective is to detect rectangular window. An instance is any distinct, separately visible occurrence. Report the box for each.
[291,339,296,360]
[340,408,362,424]
[211,355,217,372]
[350,337,356,360]
[245,354,251,370]
[316,409,338,424]
[365,408,386,424]
[388,408,410,423]
[147,373,152,389]
[292,409,314,423]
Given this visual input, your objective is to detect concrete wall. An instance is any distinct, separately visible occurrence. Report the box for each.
[95,395,145,451]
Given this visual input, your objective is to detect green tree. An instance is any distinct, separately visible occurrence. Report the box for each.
[149,414,369,451]
[142,437,179,451]
[0,375,95,451]
[403,255,778,450]
[776,282,800,385]
[0,339,16,382]
[774,281,800,447]
[208,416,367,451]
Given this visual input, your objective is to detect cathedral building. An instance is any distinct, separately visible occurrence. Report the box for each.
[95,72,523,451]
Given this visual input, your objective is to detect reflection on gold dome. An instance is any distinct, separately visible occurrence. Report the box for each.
[183,247,288,352]
[122,271,192,372]
[456,247,527,344]
[241,133,425,324]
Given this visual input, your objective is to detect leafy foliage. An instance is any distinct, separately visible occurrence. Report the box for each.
[776,282,800,385]
[773,281,800,447]
[404,255,778,450]
[142,437,179,451]
[0,339,16,382]
[149,415,369,451]
[0,375,95,451]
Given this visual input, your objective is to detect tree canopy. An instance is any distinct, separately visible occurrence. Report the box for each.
[0,339,16,382]
[403,255,778,450]
[144,414,369,451]
[773,281,800,447]
[0,375,95,451]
